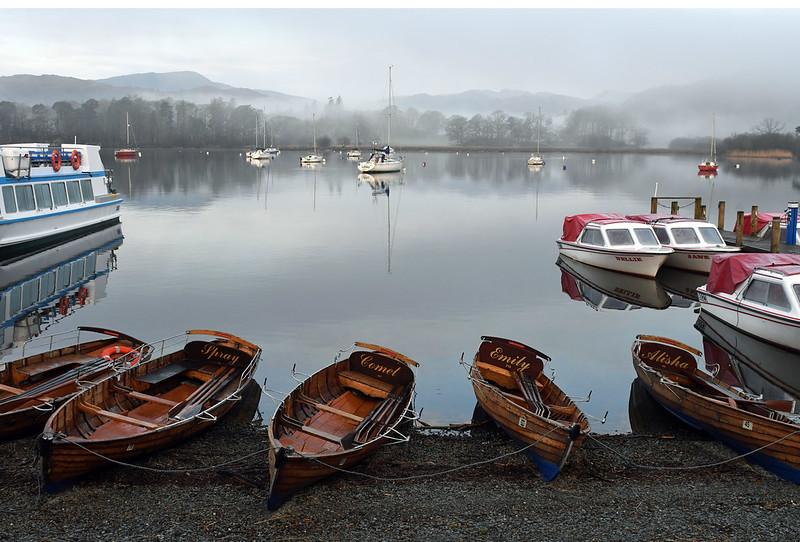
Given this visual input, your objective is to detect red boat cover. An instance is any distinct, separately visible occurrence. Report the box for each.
[560,270,583,301]
[702,338,741,387]
[625,214,694,224]
[742,212,784,236]
[561,213,626,241]
[706,253,800,294]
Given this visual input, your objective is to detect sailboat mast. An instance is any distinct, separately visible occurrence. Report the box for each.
[711,113,716,161]
[536,106,541,154]
[387,65,392,147]
[312,113,317,154]
[126,112,130,147]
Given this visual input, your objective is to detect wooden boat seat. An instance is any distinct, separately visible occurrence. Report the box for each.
[15,354,93,378]
[135,361,193,385]
[78,401,161,430]
[338,370,393,399]
[297,395,365,422]
[112,384,179,407]
[280,412,343,445]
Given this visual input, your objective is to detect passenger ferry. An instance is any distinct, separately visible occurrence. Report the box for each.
[0,143,122,250]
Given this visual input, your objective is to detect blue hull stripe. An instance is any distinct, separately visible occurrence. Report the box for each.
[655,397,800,483]
[495,422,564,481]
[0,199,123,225]
[0,170,106,184]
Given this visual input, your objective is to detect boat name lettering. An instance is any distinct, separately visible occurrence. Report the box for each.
[614,288,640,299]
[688,254,710,260]
[615,256,643,262]
[359,354,401,377]
[199,344,241,363]
[489,347,531,373]
[642,348,691,370]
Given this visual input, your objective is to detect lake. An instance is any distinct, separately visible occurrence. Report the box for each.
[3,149,799,433]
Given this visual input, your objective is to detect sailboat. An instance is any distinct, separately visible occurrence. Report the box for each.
[300,113,325,164]
[265,118,280,156]
[698,113,719,174]
[358,66,403,173]
[250,114,271,160]
[527,106,545,166]
[114,112,139,159]
[347,126,362,159]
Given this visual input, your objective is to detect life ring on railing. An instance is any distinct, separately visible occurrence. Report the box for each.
[101,345,140,366]
[70,150,81,170]
[58,296,69,315]
[51,150,62,172]
[77,286,88,305]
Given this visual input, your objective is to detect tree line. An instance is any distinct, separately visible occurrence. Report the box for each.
[0,95,654,149]
[669,118,800,156]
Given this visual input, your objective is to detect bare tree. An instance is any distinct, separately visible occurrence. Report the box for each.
[753,117,785,135]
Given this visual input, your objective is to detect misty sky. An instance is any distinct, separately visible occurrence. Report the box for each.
[0,9,796,101]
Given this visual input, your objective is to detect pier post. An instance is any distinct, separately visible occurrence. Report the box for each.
[701,205,707,221]
[771,216,782,253]
[717,201,725,230]
[750,205,759,236]
[736,211,744,247]
[671,201,679,215]
[650,197,658,214]
[694,197,703,220]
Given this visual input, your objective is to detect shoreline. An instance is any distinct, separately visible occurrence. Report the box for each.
[3,416,798,541]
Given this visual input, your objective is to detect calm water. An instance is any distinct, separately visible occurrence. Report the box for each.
[3,149,800,432]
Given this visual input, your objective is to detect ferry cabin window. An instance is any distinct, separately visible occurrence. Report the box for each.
[743,279,769,305]
[66,181,82,204]
[580,228,605,246]
[57,264,71,290]
[80,179,94,201]
[34,184,53,210]
[41,271,56,299]
[671,227,700,245]
[21,280,38,309]
[606,229,635,246]
[2,186,17,213]
[72,260,85,281]
[699,226,724,245]
[654,227,671,245]
[767,283,791,311]
[52,182,68,207]
[15,185,35,212]
[633,228,659,246]
[9,287,21,315]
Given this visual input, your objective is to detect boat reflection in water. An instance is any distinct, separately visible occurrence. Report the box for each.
[656,266,707,309]
[557,256,671,311]
[0,224,123,361]
[695,314,800,404]
[358,173,404,273]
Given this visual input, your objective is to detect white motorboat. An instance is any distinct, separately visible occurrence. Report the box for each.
[556,213,673,278]
[527,106,545,167]
[697,254,800,352]
[626,214,739,273]
[0,143,122,250]
[300,113,325,165]
[358,66,403,173]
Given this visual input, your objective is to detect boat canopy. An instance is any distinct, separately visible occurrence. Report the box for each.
[706,253,800,294]
[561,213,626,241]
[742,212,785,236]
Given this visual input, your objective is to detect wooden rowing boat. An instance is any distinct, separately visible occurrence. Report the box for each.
[39,329,261,487]
[632,334,800,483]
[468,336,589,481]
[267,342,418,510]
[0,327,145,441]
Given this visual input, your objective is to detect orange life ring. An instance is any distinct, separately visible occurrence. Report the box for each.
[70,150,81,170]
[58,297,69,315]
[51,150,62,172]
[101,345,140,366]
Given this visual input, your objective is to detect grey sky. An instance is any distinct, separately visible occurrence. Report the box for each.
[0,9,796,101]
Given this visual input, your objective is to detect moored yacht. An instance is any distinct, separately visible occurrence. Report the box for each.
[358,66,403,173]
[697,254,800,352]
[527,105,545,167]
[0,143,122,250]
[557,213,673,278]
[347,127,362,159]
[698,113,718,174]
[300,113,325,165]
[114,112,139,160]
[626,214,739,273]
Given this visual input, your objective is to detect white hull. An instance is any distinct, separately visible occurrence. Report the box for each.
[347,150,362,159]
[300,155,325,164]
[357,159,403,173]
[698,287,800,351]
[557,241,669,278]
[527,156,545,166]
[666,247,740,273]
[0,201,121,248]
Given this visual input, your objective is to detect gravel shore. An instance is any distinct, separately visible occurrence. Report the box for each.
[2,403,799,542]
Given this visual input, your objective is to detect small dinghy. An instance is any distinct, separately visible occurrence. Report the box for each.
[39,329,261,486]
[633,334,800,483]
[0,327,145,441]
[468,336,589,481]
[267,342,418,510]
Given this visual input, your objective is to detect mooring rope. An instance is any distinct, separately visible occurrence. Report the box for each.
[289,425,562,482]
[586,429,800,471]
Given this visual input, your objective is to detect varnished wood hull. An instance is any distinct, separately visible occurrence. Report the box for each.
[634,359,800,482]
[470,366,586,481]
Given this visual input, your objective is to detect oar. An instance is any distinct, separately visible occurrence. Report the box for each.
[168,366,236,420]
[0,357,108,408]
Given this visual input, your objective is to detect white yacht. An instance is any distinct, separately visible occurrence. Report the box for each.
[557,213,673,278]
[527,106,545,167]
[300,113,325,165]
[347,127,362,159]
[0,143,122,250]
[626,215,739,273]
[358,66,403,173]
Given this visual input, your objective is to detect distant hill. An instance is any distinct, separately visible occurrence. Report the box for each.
[0,71,310,112]
[396,89,587,117]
